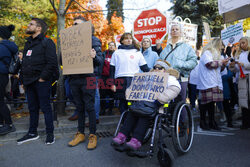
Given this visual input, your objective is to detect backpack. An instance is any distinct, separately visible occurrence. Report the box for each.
[0,41,19,74]
[42,38,60,84]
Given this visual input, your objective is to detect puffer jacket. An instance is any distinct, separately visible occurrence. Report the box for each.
[160,42,197,78]
[141,47,159,70]
[0,40,18,74]
[92,36,104,76]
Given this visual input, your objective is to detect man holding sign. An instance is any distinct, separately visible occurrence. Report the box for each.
[66,16,103,150]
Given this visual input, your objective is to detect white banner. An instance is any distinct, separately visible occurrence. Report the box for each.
[169,21,198,49]
[218,0,250,14]
[221,23,243,46]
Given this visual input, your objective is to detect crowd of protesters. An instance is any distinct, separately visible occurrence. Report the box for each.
[0,17,250,153]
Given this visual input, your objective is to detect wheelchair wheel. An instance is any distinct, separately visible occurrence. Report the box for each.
[171,101,194,155]
[157,148,174,167]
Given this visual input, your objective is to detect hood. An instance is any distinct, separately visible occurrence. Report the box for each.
[142,47,152,56]
[0,39,18,54]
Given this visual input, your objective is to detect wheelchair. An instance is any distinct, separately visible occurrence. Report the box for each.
[112,96,194,167]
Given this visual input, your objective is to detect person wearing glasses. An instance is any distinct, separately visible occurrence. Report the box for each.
[112,60,181,151]
[16,18,58,145]
[67,16,103,150]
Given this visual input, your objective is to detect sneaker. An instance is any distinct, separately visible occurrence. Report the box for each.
[0,124,16,135]
[17,133,39,145]
[68,132,85,147]
[126,137,142,151]
[87,134,97,150]
[45,133,55,145]
[112,132,127,146]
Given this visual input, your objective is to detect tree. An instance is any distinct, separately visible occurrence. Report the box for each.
[0,0,57,49]
[106,0,124,23]
[169,0,224,50]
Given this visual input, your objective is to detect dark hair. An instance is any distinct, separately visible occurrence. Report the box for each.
[108,41,116,47]
[74,16,87,22]
[73,16,95,35]
[120,33,140,51]
[32,18,48,34]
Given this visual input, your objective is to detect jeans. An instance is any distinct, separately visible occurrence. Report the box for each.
[95,77,100,119]
[69,77,96,134]
[0,74,12,125]
[26,81,54,134]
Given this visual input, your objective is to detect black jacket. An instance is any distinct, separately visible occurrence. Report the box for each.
[21,34,57,85]
[92,36,104,76]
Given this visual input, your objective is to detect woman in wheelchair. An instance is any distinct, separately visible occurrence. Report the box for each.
[112,60,181,151]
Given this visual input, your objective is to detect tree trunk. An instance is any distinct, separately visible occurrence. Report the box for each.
[56,0,66,115]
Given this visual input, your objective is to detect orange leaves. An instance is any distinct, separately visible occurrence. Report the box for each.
[64,0,124,51]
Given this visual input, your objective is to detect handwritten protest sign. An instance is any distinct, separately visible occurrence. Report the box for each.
[60,21,92,75]
[221,23,243,46]
[126,72,169,102]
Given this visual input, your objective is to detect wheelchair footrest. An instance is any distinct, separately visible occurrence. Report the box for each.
[127,150,152,158]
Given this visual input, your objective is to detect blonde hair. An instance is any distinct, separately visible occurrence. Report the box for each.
[235,37,250,58]
[201,38,222,60]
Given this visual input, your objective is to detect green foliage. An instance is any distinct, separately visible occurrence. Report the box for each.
[169,0,224,49]
[0,0,57,50]
[106,0,124,23]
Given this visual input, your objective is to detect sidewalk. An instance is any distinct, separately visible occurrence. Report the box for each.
[0,105,120,143]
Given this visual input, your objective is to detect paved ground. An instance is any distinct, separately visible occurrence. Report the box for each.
[0,120,250,167]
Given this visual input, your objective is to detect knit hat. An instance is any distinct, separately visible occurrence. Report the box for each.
[0,25,15,39]
[154,60,171,70]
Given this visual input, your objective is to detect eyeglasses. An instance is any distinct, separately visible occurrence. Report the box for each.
[153,66,164,70]
[28,23,37,26]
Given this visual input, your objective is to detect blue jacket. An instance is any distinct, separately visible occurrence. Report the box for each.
[160,42,197,78]
[141,47,159,70]
[222,69,234,99]
[0,40,18,74]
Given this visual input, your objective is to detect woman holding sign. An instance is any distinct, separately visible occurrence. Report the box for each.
[110,32,150,113]
[112,60,181,151]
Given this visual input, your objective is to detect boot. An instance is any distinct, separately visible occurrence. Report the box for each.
[68,132,85,147]
[87,134,97,150]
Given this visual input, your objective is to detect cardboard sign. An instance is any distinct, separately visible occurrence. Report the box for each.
[60,21,92,75]
[126,72,169,102]
[221,22,243,46]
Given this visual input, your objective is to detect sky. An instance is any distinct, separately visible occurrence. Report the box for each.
[99,0,173,32]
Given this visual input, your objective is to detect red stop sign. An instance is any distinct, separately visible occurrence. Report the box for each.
[133,9,167,45]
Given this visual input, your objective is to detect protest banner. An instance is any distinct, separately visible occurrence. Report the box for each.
[60,21,92,75]
[126,72,169,102]
[169,18,197,49]
[218,0,250,23]
[221,22,243,46]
